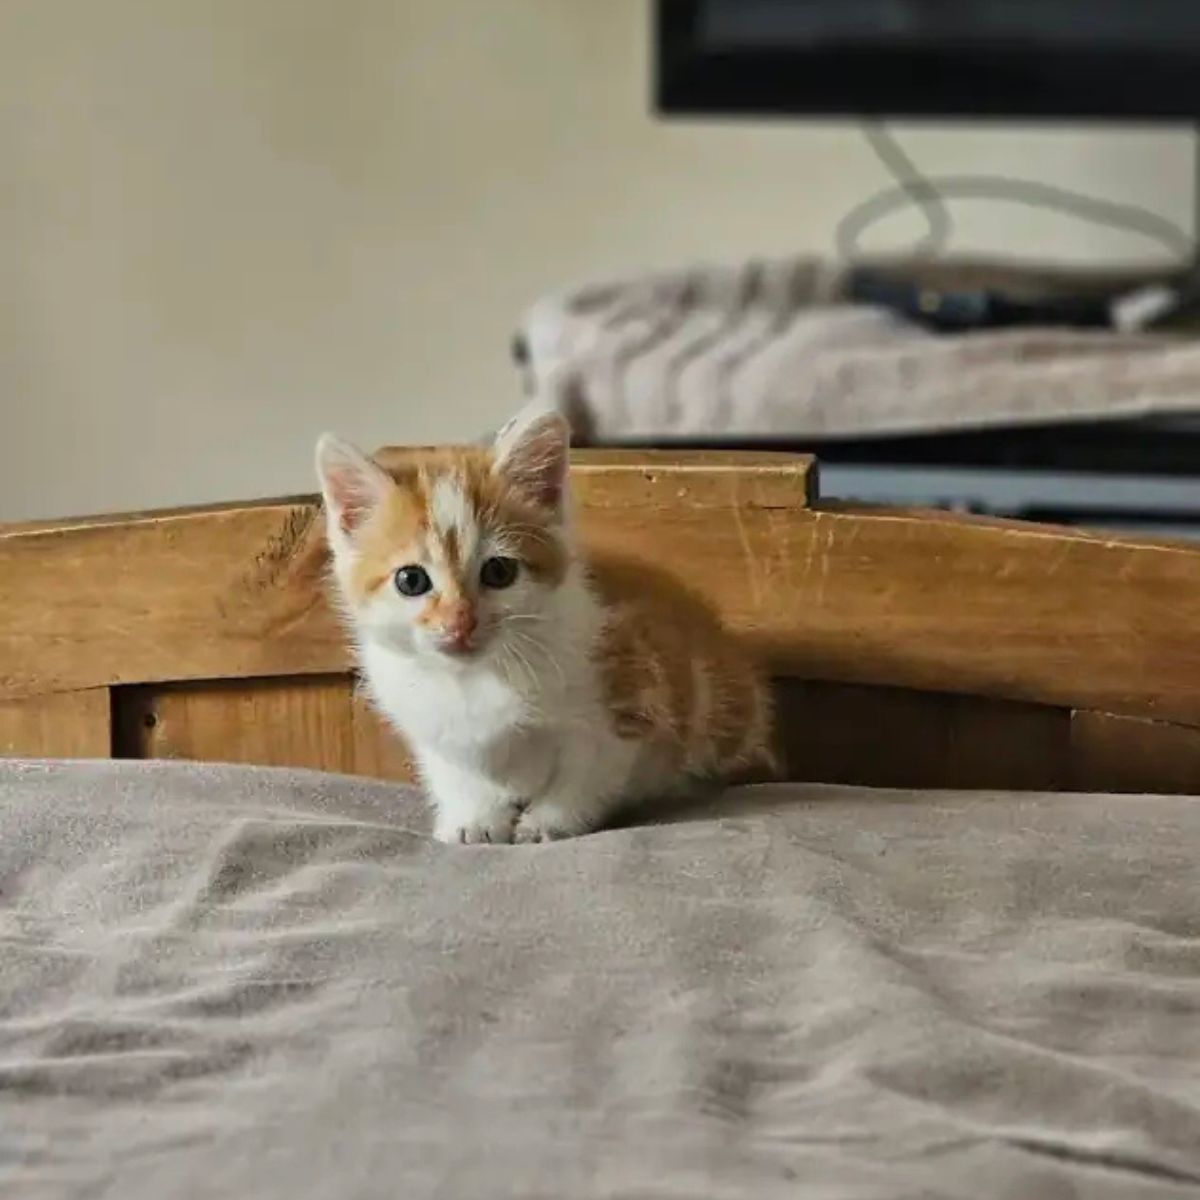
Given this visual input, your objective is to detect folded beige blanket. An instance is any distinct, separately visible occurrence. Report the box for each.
[518,257,1200,441]
[3,760,1199,1198]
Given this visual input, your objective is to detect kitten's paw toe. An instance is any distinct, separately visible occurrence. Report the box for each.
[511,819,545,845]
[513,806,585,845]
[435,808,518,846]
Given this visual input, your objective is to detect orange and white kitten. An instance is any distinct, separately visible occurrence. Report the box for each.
[315,403,771,844]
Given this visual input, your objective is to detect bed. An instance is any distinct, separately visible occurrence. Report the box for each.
[2,448,1199,1198]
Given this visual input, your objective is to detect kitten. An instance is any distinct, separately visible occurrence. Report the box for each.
[315,403,772,844]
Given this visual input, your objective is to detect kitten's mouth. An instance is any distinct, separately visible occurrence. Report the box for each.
[435,633,488,659]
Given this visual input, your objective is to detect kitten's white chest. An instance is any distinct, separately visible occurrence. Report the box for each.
[359,640,528,751]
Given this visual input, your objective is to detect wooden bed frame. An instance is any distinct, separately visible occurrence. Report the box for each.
[3,448,1200,794]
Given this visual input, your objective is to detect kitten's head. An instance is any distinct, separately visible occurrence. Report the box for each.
[315,403,571,664]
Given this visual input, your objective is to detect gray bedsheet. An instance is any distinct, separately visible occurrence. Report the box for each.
[2,760,1198,1199]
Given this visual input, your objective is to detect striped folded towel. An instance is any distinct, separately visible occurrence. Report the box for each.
[515,256,1200,443]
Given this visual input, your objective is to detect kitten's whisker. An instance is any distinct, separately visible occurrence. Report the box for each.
[495,635,536,691]
[507,628,567,690]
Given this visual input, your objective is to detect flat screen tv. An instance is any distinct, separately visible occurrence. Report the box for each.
[657,0,1200,120]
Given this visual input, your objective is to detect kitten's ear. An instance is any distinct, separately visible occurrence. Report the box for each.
[314,433,392,540]
[491,402,570,515]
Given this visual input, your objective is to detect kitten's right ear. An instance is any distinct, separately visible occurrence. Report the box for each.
[492,402,570,516]
[314,434,392,541]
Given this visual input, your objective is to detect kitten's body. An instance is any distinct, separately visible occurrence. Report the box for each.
[316,408,771,844]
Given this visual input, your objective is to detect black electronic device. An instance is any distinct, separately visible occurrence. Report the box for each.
[657,1,1200,120]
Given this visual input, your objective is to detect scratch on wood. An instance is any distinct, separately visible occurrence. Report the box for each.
[229,504,330,636]
[800,510,821,585]
[730,499,763,607]
[813,522,836,607]
[763,508,791,580]
[243,505,322,596]
[1045,543,1073,577]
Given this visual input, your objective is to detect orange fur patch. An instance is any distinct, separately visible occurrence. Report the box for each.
[590,552,774,780]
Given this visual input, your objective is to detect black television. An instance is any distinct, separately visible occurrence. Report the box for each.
[657,0,1200,120]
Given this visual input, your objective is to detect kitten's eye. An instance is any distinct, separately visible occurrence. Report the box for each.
[479,556,519,589]
[394,565,432,597]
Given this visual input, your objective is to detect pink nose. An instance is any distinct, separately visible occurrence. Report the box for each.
[442,607,478,652]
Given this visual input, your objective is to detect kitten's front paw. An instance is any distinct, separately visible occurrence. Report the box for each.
[513,802,590,845]
[435,805,520,846]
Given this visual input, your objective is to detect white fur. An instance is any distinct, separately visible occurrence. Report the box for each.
[429,475,478,558]
[315,411,674,845]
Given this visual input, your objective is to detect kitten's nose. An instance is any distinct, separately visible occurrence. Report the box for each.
[442,604,478,653]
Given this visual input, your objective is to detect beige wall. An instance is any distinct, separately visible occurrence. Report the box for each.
[3,0,1193,521]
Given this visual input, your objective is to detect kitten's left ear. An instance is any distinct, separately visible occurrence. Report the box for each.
[315,433,393,542]
[492,401,570,515]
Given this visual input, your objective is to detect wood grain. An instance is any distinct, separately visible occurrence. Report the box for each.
[0,688,111,758]
[777,681,1200,795]
[776,681,1070,791]
[1069,710,1200,795]
[5,448,1200,728]
[585,501,1200,726]
[1,496,341,699]
[374,446,818,510]
[112,674,419,783]
[114,676,355,772]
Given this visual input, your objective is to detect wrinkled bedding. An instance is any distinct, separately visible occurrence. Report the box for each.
[2,759,1198,1199]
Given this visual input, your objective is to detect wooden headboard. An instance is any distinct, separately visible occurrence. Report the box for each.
[3,449,1200,794]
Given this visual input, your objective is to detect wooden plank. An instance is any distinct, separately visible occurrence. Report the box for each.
[584,502,1200,726]
[1,497,342,700]
[779,684,1200,796]
[4,448,1200,727]
[375,446,818,510]
[0,452,811,701]
[0,688,111,758]
[776,680,1069,791]
[942,692,1070,791]
[114,676,354,772]
[37,668,1193,795]
[1069,710,1200,795]
[778,680,947,789]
